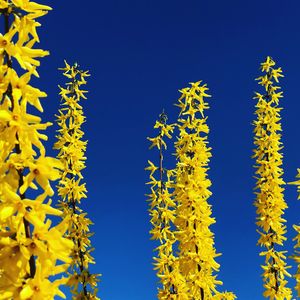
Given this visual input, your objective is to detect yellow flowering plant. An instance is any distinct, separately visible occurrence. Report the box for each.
[146,111,188,299]
[173,82,235,300]
[147,82,235,300]
[0,0,73,299]
[253,56,292,299]
[54,61,100,299]
[2,1,299,299]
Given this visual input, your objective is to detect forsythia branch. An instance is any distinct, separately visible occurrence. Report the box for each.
[174,81,235,300]
[253,56,292,300]
[0,1,73,299]
[146,110,189,299]
[55,61,100,300]
[147,82,236,300]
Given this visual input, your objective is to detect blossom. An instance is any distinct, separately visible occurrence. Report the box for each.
[55,61,100,299]
[253,56,292,299]
[146,111,188,298]
[147,87,235,299]
[0,1,73,298]
[174,81,235,299]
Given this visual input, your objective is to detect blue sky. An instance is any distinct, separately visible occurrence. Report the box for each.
[27,0,300,299]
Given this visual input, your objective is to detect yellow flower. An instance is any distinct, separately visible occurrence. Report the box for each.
[21,156,63,195]
[261,56,276,72]
[19,260,68,300]
[12,0,52,13]
[145,160,158,176]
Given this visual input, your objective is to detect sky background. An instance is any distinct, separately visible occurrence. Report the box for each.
[22,0,300,299]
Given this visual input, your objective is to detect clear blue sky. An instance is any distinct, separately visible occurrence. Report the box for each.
[30,0,300,299]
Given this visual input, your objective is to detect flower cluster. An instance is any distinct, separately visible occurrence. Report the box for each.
[146,111,188,299]
[253,56,292,299]
[174,82,235,300]
[54,61,100,299]
[0,1,73,299]
[146,82,235,299]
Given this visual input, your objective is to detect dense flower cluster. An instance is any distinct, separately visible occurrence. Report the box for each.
[54,61,100,299]
[147,82,235,299]
[0,1,73,299]
[146,111,188,299]
[253,56,292,299]
[173,82,235,300]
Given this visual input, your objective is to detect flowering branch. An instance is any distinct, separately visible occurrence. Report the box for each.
[253,56,292,299]
[174,81,235,300]
[0,1,73,298]
[55,61,100,299]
